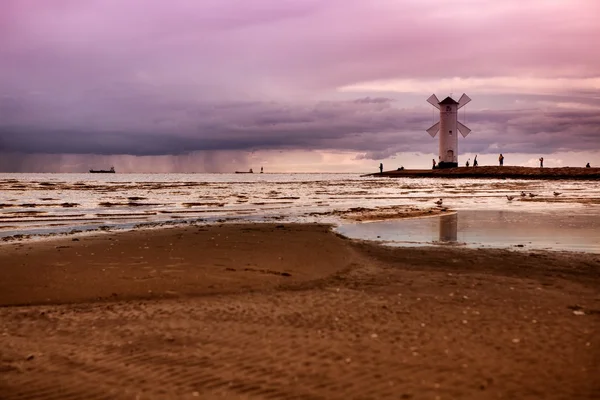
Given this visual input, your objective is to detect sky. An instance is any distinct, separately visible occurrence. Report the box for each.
[1,0,599,173]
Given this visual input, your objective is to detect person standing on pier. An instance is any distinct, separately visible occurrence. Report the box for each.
[473,155,478,167]
[539,157,544,168]
[499,154,504,166]
[379,163,383,174]
[432,159,437,169]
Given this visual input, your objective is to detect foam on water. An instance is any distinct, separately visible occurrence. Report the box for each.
[1,173,599,251]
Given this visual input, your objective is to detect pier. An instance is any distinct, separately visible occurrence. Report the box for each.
[364,166,600,180]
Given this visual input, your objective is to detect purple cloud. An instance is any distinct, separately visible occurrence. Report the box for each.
[0,0,599,171]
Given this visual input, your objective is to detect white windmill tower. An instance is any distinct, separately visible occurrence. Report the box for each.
[426,93,472,168]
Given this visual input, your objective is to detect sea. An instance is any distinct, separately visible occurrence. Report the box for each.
[1,173,599,253]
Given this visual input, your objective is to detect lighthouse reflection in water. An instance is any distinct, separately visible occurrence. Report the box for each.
[336,210,600,254]
[437,213,458,243]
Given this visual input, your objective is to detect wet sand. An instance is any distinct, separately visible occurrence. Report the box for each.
[369,166,600,180]
[1,224,599,399]
[308,205,452,222]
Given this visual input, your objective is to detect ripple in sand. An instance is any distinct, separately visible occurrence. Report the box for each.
[159,209,230,214]
[0,215,148,223]
[308,205,449,222]
[182,202,225,207]
[1,202,79,208]
[95,212,157,217]
[2,234,32,241]
[99,201,165,207]
[4,211,47,216]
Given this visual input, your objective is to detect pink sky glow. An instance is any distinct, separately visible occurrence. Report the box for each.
[0,0,599,172]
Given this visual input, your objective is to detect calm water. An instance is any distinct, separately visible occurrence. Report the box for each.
[1,173,599,252]
[336,210,600,253]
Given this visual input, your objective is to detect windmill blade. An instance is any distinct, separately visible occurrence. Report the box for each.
[457,93,471,109]
[426,121,440,138]
[427,94,440,109]
[457,121,471,138]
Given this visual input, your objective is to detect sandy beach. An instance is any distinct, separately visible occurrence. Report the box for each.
[1,223,598,399]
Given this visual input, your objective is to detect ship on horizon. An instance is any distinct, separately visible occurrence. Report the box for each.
[235,167,263,174]
[89,166,115,173]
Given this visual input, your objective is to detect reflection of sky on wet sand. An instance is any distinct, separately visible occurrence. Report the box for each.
[1,173,599,246]
[336,210,600,253]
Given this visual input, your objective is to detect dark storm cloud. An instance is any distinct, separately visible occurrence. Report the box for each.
[0,0,599,172]
[1,98,598,160]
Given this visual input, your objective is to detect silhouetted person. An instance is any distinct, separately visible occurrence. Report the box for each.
[499,153,504,166]
[260,166,263,173]
[473,155,478,167]
[379,163,383,174]
[465,159,470,167]
[539,157,544,168]
[432,159,437,169]
[586,162,591,168]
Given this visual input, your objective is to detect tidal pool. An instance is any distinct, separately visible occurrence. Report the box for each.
[336,210,600,253]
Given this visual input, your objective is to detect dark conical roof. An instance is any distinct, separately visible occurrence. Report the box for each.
[439,96,459,105]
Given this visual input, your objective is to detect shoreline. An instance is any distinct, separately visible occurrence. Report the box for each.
[0,204,452,244]
[364,166,600,180]
[2,174,598,245]
[1,223,598,399]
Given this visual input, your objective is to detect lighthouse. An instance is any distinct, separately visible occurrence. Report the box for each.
[426,93,472,168]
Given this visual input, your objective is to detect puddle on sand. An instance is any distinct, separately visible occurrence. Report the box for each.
[336,210,600,253]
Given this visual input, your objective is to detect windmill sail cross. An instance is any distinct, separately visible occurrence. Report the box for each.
[427,122,440,138]
[457,121,471,138]
[427,94,441,109]
[457,93,471,109]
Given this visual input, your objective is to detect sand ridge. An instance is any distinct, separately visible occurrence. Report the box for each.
[0,224,354,306]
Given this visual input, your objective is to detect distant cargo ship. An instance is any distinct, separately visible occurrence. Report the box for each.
[89,166,115,173]
[235,167,264,174]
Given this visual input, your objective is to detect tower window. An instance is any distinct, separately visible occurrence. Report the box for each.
[449,130,452,135]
